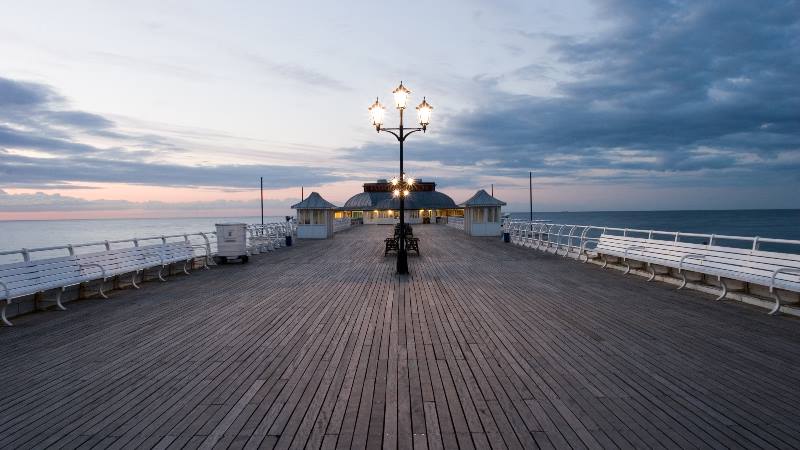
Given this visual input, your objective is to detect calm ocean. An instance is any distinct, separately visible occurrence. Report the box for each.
[508,209,800,240]
[0,216,285,253]
[0,210,797,253]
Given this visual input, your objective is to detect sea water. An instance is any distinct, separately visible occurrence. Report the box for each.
[0,216,285,253]
[0,210,798,253]
[508,209,800,241]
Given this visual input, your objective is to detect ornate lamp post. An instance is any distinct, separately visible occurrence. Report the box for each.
[368,81,433,274]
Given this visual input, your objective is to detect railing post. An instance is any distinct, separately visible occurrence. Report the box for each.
[22,249,30,262]
[200,232,211,259]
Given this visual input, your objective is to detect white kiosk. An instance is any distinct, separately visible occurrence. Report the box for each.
[460,190,507,237]
[291,192,337,239]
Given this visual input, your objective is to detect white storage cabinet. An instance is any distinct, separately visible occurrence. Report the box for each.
[215,223,249,263]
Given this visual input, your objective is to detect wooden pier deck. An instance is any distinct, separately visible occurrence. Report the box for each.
[2,225,800,449]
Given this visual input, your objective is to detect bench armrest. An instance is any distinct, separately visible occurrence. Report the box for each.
[770,268,800,292]
[679,254,707,272]
[0,280,9,302]
[78,263,107,280]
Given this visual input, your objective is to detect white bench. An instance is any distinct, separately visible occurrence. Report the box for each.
[582,234,800,314]
[0,256,105,326]
[75,241,205,289]
[0,241,201,326]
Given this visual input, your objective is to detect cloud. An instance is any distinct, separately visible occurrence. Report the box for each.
[244,53,351,91]
[0,150,339,189]
[0,189,294,213]
[0,77,57,107]
[347,0,800,195]
[44,110,115,130]
[0,75,343,189]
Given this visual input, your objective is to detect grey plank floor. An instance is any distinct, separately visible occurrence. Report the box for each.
[1,225,799,449]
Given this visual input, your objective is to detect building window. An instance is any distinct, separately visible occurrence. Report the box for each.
[472,208,485,223]
[488,207,498,223]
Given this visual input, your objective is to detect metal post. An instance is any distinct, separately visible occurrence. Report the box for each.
[398,108,408,274]
[260,177,264,226]
[529,171,533,221]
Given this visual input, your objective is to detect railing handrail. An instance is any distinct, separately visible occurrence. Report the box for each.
[0,231,219,260]
[503,219,800,251]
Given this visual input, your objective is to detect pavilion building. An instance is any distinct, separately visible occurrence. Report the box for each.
[337,179,464,224]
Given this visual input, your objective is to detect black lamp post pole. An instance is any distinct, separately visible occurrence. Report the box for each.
[398,108,408,274]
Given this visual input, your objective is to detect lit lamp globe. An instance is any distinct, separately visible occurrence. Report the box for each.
[368,98,385,131]
[392,82,411,109]
[416,97,433,131]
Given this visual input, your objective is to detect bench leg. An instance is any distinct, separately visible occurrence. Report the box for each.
[158,266,167,282]
[716,277,728,301]
[623,260,632,275]
[98,280,108,299]
[601,256,608,269]
[55,288,68,310]
[1,301,11,326]
[132,271,141,289]
[769,289,784,315]
[647,265,656,282]
[678,272,688,290]
[183,261,191,276]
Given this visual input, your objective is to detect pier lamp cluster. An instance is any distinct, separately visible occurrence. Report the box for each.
[368,81,433,274]
[390,175,415,198]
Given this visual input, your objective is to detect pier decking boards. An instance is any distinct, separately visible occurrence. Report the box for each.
[2,226,800,449]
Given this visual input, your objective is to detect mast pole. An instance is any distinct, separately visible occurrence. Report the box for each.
[529,171,533,222]
[260,177,264,226]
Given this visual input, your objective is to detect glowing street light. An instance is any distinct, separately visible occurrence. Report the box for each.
[368,81,434,274]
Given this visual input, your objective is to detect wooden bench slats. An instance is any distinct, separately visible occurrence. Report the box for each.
[76,244,166,278]
[0,258,79,278]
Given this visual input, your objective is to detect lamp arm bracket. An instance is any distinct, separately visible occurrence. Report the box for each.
[378,128,401,140]
[402,128,424,139]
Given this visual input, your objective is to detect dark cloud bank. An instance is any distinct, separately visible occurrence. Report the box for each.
[349,0,800,194]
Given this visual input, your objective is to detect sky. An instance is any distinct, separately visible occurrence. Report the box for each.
[0,0,798,220]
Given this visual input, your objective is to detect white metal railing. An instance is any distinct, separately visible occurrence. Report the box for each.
[247,222,296,253]
[333,218,351,233]
[502,219,800,257]
[446,217,464,231]
[0,232,216,265]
